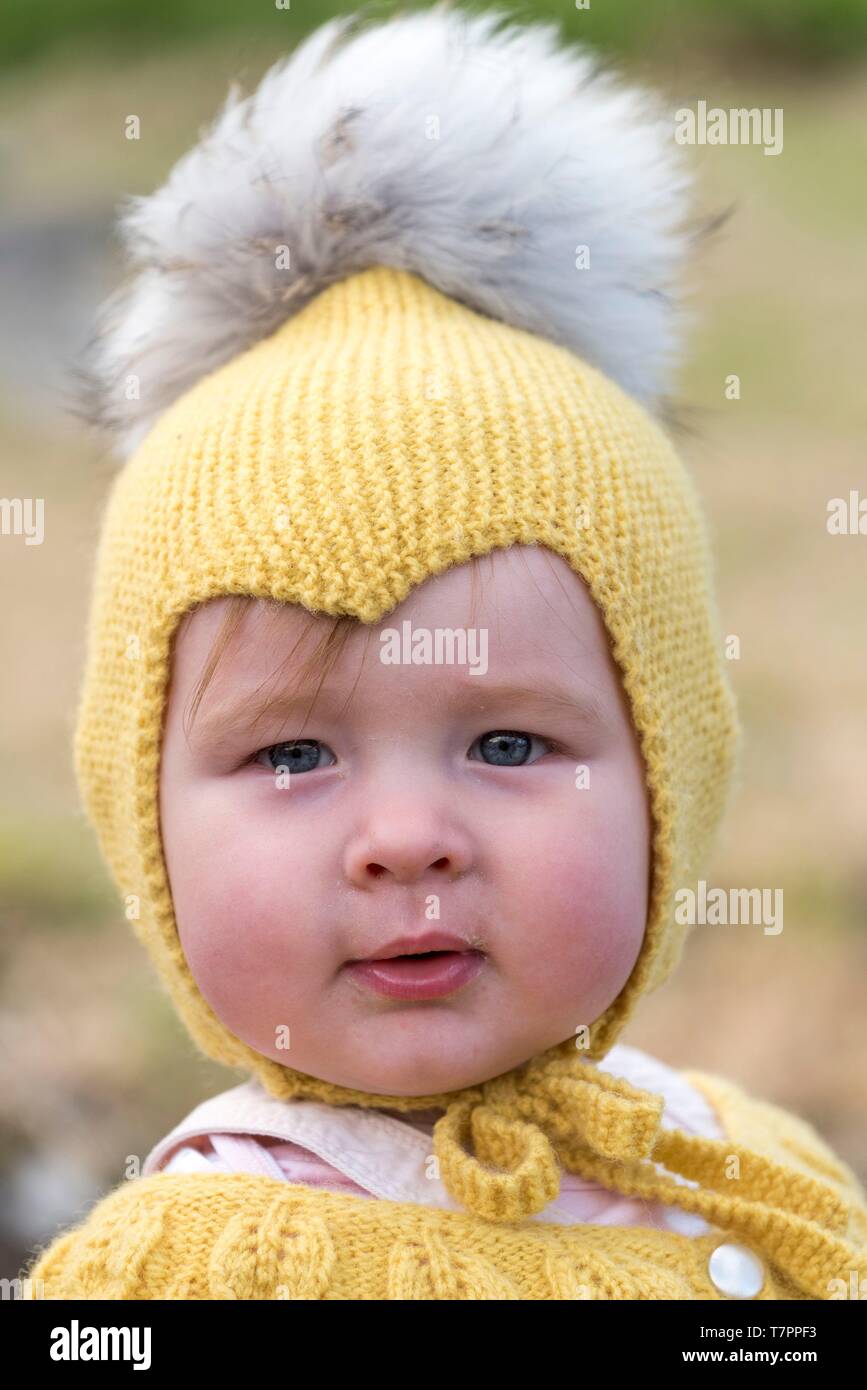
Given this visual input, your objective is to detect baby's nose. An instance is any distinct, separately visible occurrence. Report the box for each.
[343,821,473,888]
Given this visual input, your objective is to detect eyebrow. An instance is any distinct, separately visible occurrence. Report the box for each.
[190,674,611,749]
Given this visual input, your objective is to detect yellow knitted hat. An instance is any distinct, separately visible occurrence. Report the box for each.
[72,9,739,1209]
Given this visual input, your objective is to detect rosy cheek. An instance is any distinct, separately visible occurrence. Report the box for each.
[524,796,645,960]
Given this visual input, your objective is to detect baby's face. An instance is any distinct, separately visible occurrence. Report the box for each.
[158,545,651,1096]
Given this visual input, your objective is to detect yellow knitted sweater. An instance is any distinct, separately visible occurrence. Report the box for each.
[24,1064,867,1300]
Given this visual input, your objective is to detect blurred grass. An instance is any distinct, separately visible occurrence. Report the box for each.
[0,817,113,928]
[3,0,867,71]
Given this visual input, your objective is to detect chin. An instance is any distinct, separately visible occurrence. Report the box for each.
[323,1056,496,1098]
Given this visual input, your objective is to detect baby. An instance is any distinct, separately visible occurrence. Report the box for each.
[158,549,653,1101]
[24,7,867,1301]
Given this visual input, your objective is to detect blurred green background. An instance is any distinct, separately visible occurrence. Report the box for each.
[2,0,866,1282]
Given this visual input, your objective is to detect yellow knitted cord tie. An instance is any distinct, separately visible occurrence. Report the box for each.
[433,1052,664,1222]
[429,1052,867,1300]
[433,1045,867,1295]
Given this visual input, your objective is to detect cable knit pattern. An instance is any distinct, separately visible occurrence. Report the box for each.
[23,1073,867,1300]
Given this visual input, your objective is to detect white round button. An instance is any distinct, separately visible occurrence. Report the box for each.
[707,1242,765,1298]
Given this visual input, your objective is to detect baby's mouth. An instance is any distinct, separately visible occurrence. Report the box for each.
[344,934,486,1001]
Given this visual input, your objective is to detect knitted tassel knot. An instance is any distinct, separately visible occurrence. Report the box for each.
[433,1053,665,1222]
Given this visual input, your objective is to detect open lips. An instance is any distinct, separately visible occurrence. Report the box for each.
[345,932,486,1000]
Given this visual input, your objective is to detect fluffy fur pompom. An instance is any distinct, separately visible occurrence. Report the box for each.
[78,2,698,457]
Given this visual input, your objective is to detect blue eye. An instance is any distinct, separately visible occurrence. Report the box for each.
[470,730,552,767]
[255,740,336,774]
